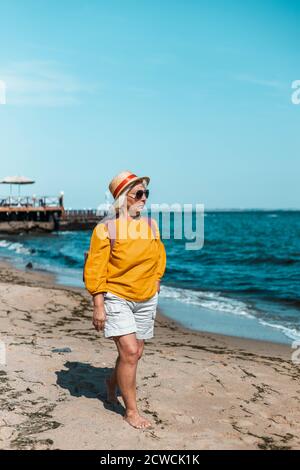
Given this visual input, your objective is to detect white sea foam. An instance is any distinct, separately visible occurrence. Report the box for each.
[159,285,300,342]
[160,285,255,319]
[259,320,300,342]
[0,240,31,255]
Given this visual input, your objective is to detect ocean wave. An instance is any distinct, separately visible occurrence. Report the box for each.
[10,244,83,267]
[207,255,300,266]
[245,256,299,266]
[0,240,10,248]
[259,320,300,342]
[160,285,256,319]
[159,285,300,342]
[261,296,300,310]
[0,240,32,255]
[45,250,82,266]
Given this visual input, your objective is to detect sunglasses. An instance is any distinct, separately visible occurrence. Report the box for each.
[127,189,149,200]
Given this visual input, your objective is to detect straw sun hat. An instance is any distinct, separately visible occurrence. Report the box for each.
[108,171,150,213]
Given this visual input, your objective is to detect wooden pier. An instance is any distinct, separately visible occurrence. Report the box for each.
[0,176,108,233]
[0,201,107,234]
[59,209,106,231]
[0,195,64,234]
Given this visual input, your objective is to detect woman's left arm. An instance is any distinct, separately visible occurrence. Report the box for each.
[156,238,166,280]
[155,228,167,293]
[84,223,110,296]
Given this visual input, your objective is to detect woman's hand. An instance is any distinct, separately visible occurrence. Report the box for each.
[92,293,106,331]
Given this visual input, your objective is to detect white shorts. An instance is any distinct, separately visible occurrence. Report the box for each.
[103,291,159,340]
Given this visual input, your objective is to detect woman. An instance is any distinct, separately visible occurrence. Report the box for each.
[84,170,166,429]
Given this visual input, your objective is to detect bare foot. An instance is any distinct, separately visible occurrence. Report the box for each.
[105,377,119,404]
[124,412,153,430]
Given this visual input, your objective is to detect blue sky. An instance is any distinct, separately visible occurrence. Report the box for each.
[0,0,299,209]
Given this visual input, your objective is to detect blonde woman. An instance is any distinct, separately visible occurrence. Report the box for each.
[84,171,166,429]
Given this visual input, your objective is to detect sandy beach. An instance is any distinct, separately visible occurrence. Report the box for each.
[0,259,299,450]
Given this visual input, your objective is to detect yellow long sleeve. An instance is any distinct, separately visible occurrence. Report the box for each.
[84,224,110,296]
[156,238,167,280]
[84,217,167,301]
[151,218,167,280]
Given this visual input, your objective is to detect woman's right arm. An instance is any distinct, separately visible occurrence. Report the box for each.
[84,224,110,331]
[84,223,110,295]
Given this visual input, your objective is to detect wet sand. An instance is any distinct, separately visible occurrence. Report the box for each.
[0,259,299,450]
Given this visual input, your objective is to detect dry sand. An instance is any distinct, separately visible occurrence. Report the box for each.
[0,260,299,450]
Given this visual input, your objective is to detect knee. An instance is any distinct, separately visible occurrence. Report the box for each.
[122,346,139,365]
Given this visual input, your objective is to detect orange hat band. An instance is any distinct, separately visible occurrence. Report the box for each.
[113,173,138,199]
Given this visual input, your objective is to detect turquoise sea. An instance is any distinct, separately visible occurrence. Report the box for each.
[1,210,299,345]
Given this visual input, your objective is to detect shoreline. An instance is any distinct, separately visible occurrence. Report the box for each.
[0,257,293,349]
[0,257,292,353]
[0,258,299,449]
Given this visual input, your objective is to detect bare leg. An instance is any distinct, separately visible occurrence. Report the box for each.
[113,334,152,429]
[137,339,145,359]
[106,339,145,403]
[105,356,120,404]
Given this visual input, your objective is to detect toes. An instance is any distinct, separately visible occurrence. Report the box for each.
[138,420,152,429]
[140,417,152,427]
[123,414,153,430]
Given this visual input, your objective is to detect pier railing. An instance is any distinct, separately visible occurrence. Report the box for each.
[63,209,98,217]
[59,208,107,229]
[0,195,63,208]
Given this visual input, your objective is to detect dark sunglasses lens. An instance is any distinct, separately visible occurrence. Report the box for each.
[135,190,143,199]
[135,190,149,200]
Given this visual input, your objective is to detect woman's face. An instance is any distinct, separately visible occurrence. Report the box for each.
[126,182,147,215]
